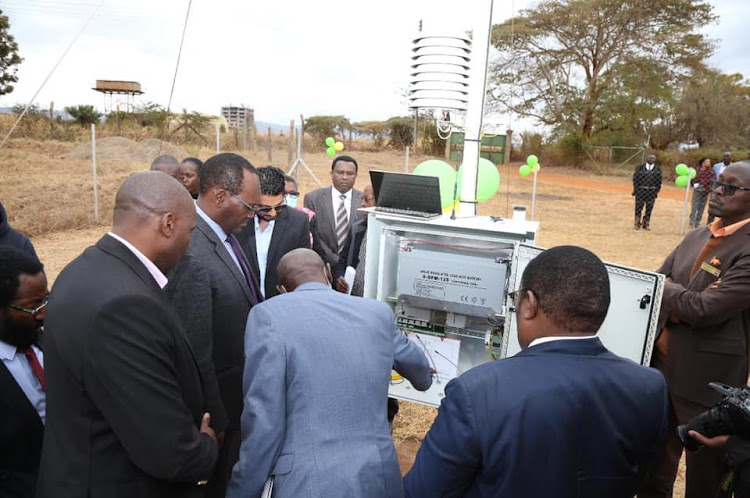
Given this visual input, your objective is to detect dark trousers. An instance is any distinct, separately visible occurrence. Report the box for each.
[638,358,728,498]
[635,191,657,226]
[205,426,240,498]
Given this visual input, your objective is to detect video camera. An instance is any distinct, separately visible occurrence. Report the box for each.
[678,383,750,452]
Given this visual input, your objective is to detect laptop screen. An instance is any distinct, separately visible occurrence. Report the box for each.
[370,171,444,214]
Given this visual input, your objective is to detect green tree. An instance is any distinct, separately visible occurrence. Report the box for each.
[352,120,386,147]
[673,70,750,148]
[0,9,22,96]
[304,115,350,144]
[385,116,413,149]
[490,0,715,139]
[65,105,102,127]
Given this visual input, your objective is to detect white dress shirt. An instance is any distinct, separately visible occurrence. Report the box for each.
[645,164,654,171]
[0,340,46,423]
[331,188,353,221]
[107,232,167,289]
[196,203,244,274]
[255,219,276,298]
[528,335,598,348]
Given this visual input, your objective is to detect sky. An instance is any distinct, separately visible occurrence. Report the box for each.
[1,0,748,130]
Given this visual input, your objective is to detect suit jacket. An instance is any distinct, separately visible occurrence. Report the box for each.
[303,187,363,266]
[227,282,432,498]
[404,338,668,498]
[657,222,750,407]
[236,207,311,299]
[37,235,217,498]
[333,218,367,281]
[168,215,261,434]
[633,163,663,195]
[0,357,44,498]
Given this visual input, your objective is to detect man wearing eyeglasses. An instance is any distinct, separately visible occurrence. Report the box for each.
[405,246,668,498]
[640,161,750,498]
[167,153,263,498]
[0,247,47,498]
[237,167,311,299]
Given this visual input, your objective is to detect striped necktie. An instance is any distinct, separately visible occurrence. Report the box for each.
[336,194,348,252]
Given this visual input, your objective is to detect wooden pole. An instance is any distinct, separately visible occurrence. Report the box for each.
[91,124,99,222]
[49,101,54,140]
[267,127,273,162]
[215,123,220,153]
[288,119,295,169]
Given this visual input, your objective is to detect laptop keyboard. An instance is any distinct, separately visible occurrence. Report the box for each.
[376,206,441,219]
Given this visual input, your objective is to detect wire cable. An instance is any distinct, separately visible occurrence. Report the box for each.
[0,0,103,151]
[158,0,193,155]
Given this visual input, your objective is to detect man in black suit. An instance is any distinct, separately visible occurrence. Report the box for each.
[632,154,663,231]
[334,183,375,296]
[237,166,311,299]
[0,248,47,498]
[168,153,262,497]
[304,155,363,267]
[37,171,218,498]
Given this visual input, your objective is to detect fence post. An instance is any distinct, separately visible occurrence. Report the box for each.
[504,129,513,165]
[49,101,54,140]
[215,123,221,153]
[405,146,410,172]
[91,123,99,223]
[288,119,295,169]
[267,127,273,162]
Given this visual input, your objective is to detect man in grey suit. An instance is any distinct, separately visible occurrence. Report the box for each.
[167,153,262,498]
[227,249,432,498]
[304,155,363,267]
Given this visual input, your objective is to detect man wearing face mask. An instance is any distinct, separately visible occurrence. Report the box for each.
[227,248,432,498]
[0,247,47,498]
[237,167,311,299]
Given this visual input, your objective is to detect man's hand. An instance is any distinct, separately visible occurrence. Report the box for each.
[200,412,217,445]
[335,276,349,294]
[706,278,721,291]
[689,430,730,449]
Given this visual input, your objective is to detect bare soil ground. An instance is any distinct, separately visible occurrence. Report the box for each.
[3,140,691,496]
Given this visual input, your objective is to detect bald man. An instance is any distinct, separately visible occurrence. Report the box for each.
[228,249,432,498]
[151,154,182,180]
[38,172,218,498]
[640,161,750,497]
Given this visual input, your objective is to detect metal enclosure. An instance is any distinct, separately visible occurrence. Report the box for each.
[364,211,664,408]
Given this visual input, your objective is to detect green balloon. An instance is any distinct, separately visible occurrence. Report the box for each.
[456,158,501,203]
[326,146,336,157]
[519,165,532,176]
[688,167,697,179]
[675,175,689,188]
[675,163,688,176]
[325,137,335,147]
[526,155,539,167]
[413,159,456,208]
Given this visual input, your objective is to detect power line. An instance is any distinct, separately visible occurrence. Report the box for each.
[0,0,104,151]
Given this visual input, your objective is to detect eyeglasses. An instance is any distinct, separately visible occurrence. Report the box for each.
[230,194,260,214]
[284,191,300,197]
[8,295,49,315]
[363,196,375,202]
[256,202,287,216]
[710,180,750,197]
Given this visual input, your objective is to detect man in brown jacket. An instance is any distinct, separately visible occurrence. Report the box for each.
[639,161,750,498]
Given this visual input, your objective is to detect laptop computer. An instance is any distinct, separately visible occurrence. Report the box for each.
[369,170,444,219]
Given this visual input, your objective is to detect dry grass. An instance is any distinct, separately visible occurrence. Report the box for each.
[4,139,690,496]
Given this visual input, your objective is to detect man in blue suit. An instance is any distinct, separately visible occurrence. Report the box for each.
[404,245,668,498]
[228,248,432,498]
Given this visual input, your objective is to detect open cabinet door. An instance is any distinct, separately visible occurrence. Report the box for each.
[503,244,664,365]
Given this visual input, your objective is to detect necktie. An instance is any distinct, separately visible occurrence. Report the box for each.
[352,232,367,297]
[225,234,259,305]
[336,194,349,252]
[19,347,46,391]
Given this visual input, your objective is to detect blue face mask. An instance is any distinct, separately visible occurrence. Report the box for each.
[285,194,299,208]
